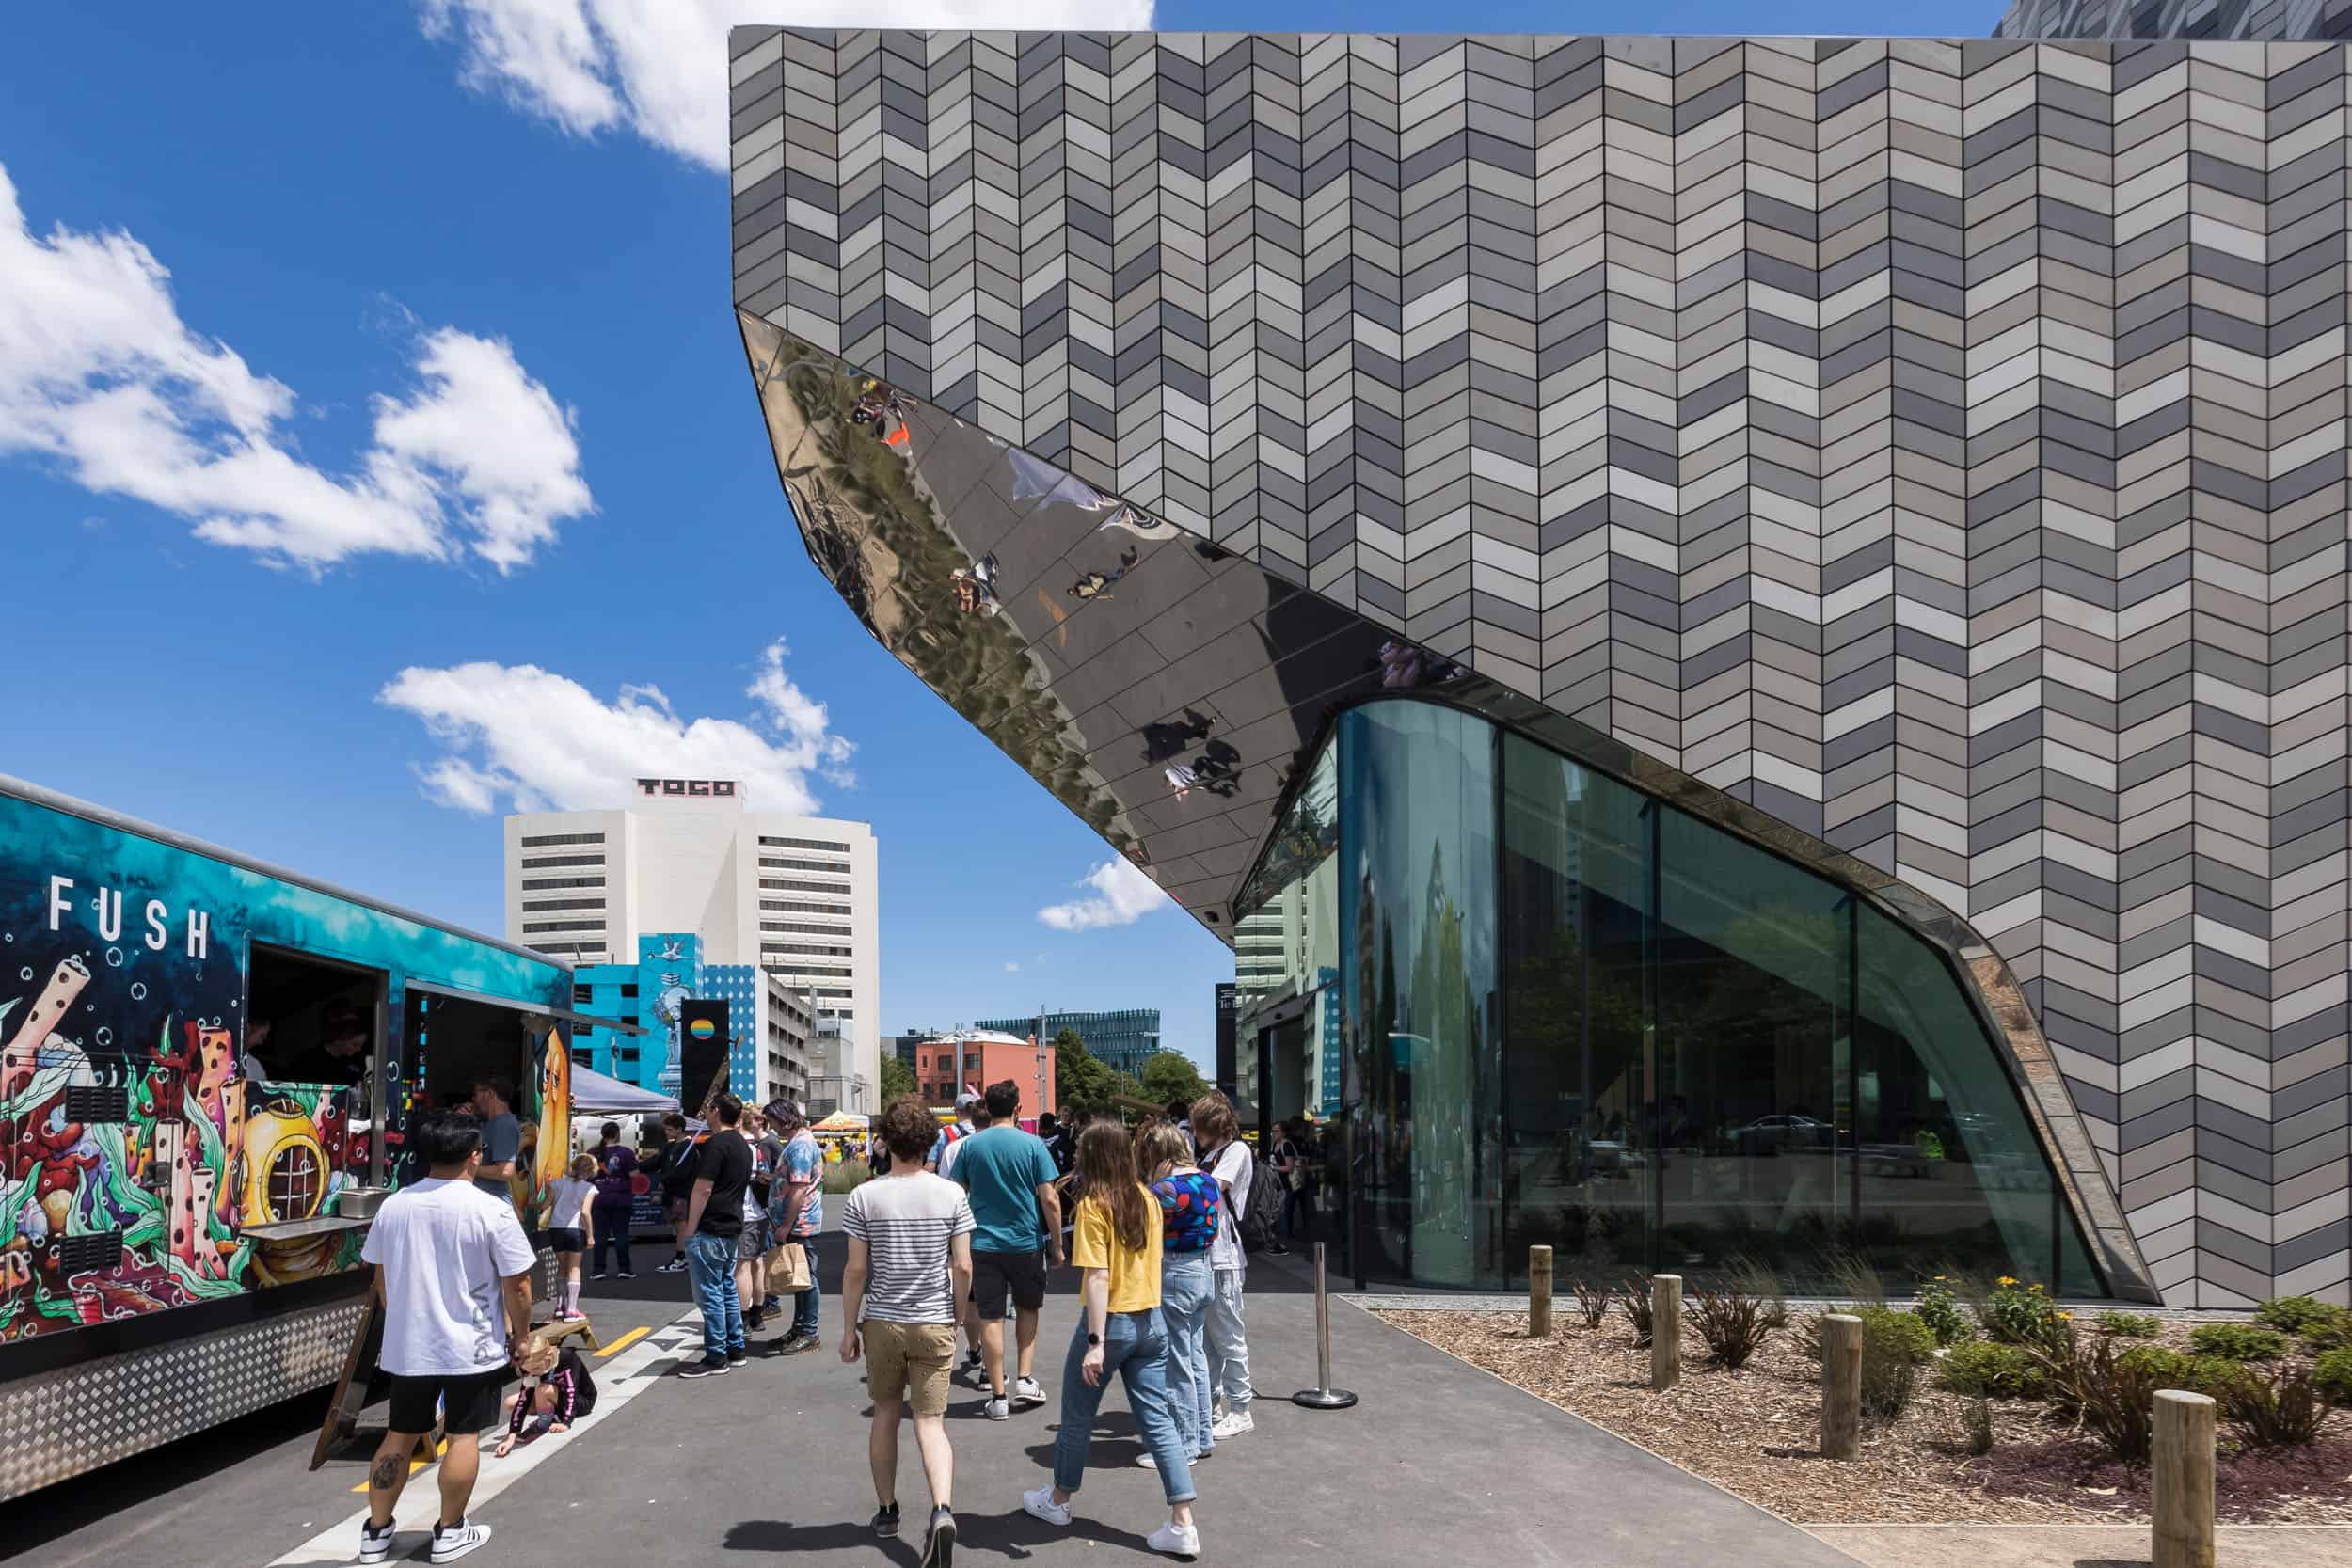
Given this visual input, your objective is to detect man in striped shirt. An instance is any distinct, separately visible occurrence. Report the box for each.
[841,1096,976,1567]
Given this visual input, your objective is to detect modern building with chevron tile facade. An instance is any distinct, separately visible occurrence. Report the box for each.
[730,27,2351,1307]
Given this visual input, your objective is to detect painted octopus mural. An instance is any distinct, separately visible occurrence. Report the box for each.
[0,950,367,1338]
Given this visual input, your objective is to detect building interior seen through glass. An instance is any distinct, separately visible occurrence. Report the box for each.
[1234,697,2103,1296]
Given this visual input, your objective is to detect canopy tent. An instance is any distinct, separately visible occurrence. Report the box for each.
[812,1111,868,1132]
[565,1063,680,1117]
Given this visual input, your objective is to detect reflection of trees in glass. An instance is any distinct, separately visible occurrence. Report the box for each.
[1235,793,1335,919]
[745,322,1136,854]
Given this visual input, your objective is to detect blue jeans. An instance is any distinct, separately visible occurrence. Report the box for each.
[685,1232,744,1358]
[1159,1252,1215,1458]
[592,1203,631,1275]
[789,1231,823,1339]
[1053,1308,1196,1505]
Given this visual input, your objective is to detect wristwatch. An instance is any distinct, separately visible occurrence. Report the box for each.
[1086,1331,1102,1347]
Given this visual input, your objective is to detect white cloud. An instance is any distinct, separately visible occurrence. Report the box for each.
[416,0,1156,171]
[1004,961,1020,973]
[0,162,592,574]
[1037,858,1168,933]
[381,638,854,815]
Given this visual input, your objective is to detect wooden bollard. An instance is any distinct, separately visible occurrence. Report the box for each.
[1820,1312,1863,1459]
[1528,1245,1553,1338]
[1650,1274,1682,1389]
[2152,1389,2217,1568]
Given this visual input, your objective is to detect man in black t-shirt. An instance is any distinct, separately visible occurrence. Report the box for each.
[676,1094,754,1377]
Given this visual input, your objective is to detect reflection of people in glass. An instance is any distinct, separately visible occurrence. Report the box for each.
[1069,546,1139,600]
[1376,640,1461,689]
[950,552,1002,616]
[850,379,911,447]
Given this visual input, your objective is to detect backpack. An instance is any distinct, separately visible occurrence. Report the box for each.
[1218,1145,1285,1255]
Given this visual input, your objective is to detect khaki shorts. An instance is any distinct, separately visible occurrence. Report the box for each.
[862,1320,957,1416]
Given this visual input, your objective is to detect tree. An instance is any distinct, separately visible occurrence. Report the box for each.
[1054,1028,1126,1117]
[879,1053,916,1104]
[1136,1050,1210,1112]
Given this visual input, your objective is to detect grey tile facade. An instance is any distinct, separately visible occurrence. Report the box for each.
[729,29,2352,1308]
[1996,0,2352,40]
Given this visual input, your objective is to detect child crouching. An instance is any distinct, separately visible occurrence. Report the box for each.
[496,1342,597,1458]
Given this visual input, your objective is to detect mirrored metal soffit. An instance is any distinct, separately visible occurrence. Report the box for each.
[735,309,2155,1302]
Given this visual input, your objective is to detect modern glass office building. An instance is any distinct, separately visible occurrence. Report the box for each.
[732,28,2352,1305]
[974,1008,1162,1076]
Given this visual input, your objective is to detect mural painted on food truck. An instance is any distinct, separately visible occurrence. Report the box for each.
[0,791,570,1342]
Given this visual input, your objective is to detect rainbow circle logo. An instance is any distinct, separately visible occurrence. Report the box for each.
[688,1018,717,1040]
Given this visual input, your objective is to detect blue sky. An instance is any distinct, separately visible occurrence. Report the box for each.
[0,1,1994,1067]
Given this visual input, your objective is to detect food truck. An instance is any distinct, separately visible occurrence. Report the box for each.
[0,774,599,1500]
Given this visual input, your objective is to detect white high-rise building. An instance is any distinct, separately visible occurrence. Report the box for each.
[502,777,879,1107]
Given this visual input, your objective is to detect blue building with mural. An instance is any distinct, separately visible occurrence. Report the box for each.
[568,933,703,1096]
[567,937,791,1106]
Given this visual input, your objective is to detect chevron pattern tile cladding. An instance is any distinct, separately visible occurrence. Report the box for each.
[1996,0,2352,40]
[729,30,2352,1308]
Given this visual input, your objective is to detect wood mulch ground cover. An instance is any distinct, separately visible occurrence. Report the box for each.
[1378,1308,2352,1527]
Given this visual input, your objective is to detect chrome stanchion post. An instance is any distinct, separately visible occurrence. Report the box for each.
[1291,1241,1358,1410]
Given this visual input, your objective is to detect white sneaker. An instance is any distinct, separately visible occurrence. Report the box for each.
[1147,1520,1201,1558]
[357,1519,396,1565]
[983,1395,1009,1420]
[429,1520,492,1563]
[1009,1375,1046,1407]
[1021,1486,1072,1527]
[1210,1408,1253,1439]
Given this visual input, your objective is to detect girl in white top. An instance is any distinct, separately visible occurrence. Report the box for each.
[548,1155,598,1322]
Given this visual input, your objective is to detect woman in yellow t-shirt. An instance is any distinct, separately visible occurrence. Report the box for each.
[1020,1122,1202,1558]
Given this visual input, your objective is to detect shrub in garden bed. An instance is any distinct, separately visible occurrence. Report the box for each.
[2297,1306,2352,1354]
[2254,1295,2336,1335]
[2218,1364,2330,1449]
[2110,1346,2248,1399]
[1571,1278,1613,1331]
[1688,1285,1772,1369]
[2313,1347,2352,1403]
[1978,1276,2069,1352]
[1913,1277,1972,1347]
[2188,1323,2289,1362]
[2026,1330,2178,1465]
[2093,1311,2160,1339]
[1618,1275,1653,1347]
[1858,1305,1936,1419]
[1939,1339,2046,1400]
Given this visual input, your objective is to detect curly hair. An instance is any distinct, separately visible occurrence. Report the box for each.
[878,1096,939,1162]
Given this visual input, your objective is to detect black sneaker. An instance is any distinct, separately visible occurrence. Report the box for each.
[745,1306,767,1330]
[779,1333,818,1355]
[589,1270,607,1281]
[675,1356,730,1378]
[617,1270,637,1279]
[921,1506,956,1568]
[726,1350,749,1368]
[872,1502,901,1538]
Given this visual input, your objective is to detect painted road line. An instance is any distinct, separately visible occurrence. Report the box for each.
[595,1323,651,1357]
[273,1307,702,1567]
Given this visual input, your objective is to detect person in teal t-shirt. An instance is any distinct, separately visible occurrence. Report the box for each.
[953,1081,1065,1418]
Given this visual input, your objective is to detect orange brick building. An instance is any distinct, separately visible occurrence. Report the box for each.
[912,1029,1056,1121]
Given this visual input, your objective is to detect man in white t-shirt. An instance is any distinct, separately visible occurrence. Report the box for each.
[358,1110,538,1567]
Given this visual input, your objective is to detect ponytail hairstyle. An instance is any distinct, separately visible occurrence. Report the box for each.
[1075,1120,1152,1253]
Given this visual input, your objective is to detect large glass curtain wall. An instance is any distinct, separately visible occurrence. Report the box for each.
[1286,699,2101,1295]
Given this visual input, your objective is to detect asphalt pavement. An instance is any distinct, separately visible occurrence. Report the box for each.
[1,1236,1863,1568]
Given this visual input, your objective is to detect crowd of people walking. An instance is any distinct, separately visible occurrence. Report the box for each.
[351,1078,1280,1565]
